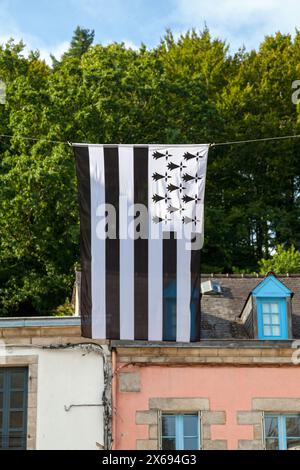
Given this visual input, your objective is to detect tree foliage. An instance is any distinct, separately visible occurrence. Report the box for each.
[0,27,300,315]
[259,245,300,275]
[62,26,95,60]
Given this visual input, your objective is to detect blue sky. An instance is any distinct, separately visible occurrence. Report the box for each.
[1,0,300,62]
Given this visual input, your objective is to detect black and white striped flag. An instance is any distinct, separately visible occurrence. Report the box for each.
[74,144,209,341]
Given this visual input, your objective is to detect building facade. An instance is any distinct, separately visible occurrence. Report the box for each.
[0,317,110,450]
[112,274,300,451]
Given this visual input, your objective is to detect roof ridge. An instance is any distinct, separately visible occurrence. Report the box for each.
[201,273,300,278]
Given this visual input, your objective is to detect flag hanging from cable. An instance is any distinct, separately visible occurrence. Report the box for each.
[74,144,210,341]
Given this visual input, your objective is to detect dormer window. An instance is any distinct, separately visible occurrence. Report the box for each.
[240,274,293,340]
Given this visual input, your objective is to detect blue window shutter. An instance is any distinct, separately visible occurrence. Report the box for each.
[0,368,28,450]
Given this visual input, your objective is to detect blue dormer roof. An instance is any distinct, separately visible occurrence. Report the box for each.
[252,274,293,298]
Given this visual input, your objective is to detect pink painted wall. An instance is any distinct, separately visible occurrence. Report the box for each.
[115,365,300,450]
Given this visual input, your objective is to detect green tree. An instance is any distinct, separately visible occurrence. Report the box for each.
[206,32,300,271]
[259,245,300,274]
[1,27,300,315]
[0,41,78,315]
[65,26,95,58]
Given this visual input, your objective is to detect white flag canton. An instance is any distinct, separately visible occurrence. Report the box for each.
[149,145,209,234]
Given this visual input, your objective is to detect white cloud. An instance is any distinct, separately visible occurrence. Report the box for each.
[123,40,139,51]
[38,41,69,64]
[173,0,300,50]
[0,33,69,65]
[102,38,140,50]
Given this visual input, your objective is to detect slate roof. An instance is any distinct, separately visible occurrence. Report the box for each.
[200,274,300,339]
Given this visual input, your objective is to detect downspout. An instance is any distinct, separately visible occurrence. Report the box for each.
[112,348,117,450]
[102,346,112,450]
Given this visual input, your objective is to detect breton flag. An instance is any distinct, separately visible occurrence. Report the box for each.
[74,144,209,341]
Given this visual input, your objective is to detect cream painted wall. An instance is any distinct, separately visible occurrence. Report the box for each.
[4,346,107,450]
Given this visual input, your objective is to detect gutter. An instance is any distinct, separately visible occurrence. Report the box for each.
[111,348,117,450]
[0,316,81,328]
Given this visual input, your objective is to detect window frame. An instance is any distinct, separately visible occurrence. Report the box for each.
[264,414,300,450]
[160,412,201,450]
[257,297,288,340]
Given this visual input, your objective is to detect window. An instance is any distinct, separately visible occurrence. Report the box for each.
[257,299,288,340]
[265,415,300,450]
[261,301,281,337]
[251,274,291,340]
[0,368,28,450]
[161,413,200,450]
